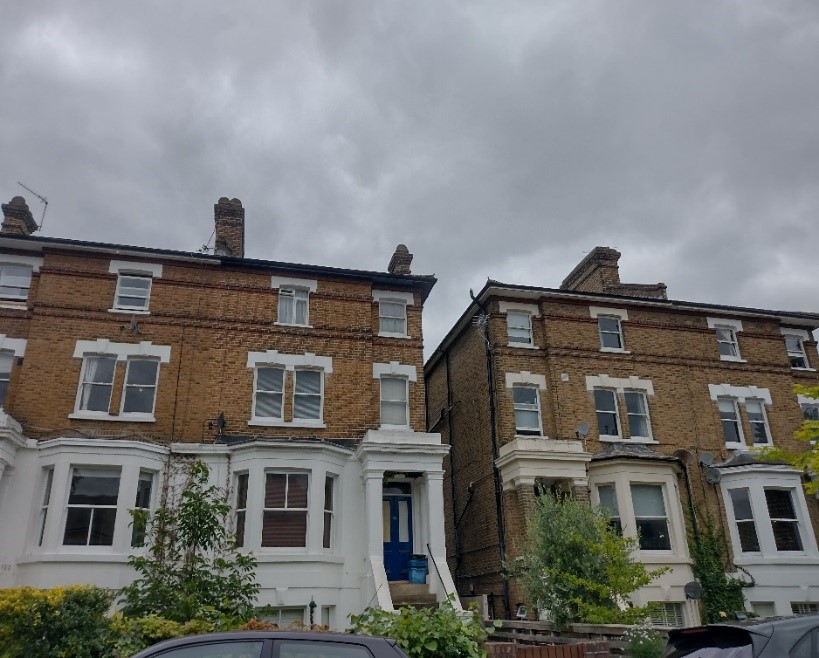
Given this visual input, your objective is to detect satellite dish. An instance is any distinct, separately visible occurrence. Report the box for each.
[699,451,714,467]
[705,466,722,484]
[673,449,694,464]
[684,581,703,600]
[575,421,590,439]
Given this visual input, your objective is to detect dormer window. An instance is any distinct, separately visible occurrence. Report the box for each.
[109,260,162,314]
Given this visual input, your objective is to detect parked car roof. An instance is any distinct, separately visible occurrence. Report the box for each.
[664,613,819,657]
[130,631,407,658]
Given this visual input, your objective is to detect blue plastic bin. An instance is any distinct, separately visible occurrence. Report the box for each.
[407,554,428,584]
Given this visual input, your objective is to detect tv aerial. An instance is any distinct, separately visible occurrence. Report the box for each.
[16,181,48,230]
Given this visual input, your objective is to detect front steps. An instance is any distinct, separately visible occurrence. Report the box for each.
[389,580,437,609]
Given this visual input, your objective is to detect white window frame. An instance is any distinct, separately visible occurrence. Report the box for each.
[278,287,310,326]
[62,466,122,547]
[74,354,117,416]
[630,483,673,552]
[247,350,332,428]
[596,483,622,534]
[799,394,819,422]
[764,487,804,552]
[373,290,413,338]
[585,375,656,443]
[261,471,310,550]
[373,362,417,430]
[597,315,624,351]
[119,357,160,419]
[0,349,13,408]
[727,487,761,554]
[323,474,336,550]
[505,371,547,437]
[0,255,41,307]
[718,396,745,448]
[500,302,538,348]
[745,398,772,446]
[589,307,630,353]
[0,263,34,301]
[623,390,653,440]
[108,261,162,315]
[707,317,744,362]
[780,328,813,371]
[590,466,687,560]
[70,340,170,422]
[379,375,409,429]
[252,365,285,422]
[594,388,621,439]
[709,384,774,450]
[234,472,249,549]
[130,470,155,547]
[512,384,542,436]
[293,367,324,422]
[720,468,819,563]
[37,468,54,547]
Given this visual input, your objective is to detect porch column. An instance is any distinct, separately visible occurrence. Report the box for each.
[363,470,384,556]
[426,470,446,557]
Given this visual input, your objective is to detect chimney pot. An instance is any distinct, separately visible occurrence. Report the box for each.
[2,195,38,236]
[388,244,413,274]
[214,197,245,257]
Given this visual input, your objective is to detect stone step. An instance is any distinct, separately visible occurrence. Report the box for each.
[389,580,437,609]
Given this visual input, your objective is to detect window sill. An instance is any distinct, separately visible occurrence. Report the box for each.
[69,412,156,423]
[600,347,630,354]
[379,424,412,431]
[274,321,313,329]
[0,301,28,310]
[507,342,537,349]
[378,332,411,339]
[249,418,326,428]
[599,436,659,445]
[18,551,130,564]
[725,442,749,451]
[719,356,747,363]
[515,432,547,439]
[251,553,346,564]
[792,367,816,372]
[108,308,150,315]
[734,554,819,566]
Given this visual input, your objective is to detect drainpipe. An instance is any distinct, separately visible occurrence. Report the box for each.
[444,350,463,584]
[470,289,511,619]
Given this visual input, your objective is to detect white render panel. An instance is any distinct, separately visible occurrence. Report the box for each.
[372,290,414,306]
[269,276,318,292]
[108,260,163,277]
[504,371,547,389]
[585,374,655,395]
[72,339,171,363]
[372,362,417,382]
[708,383,772,405]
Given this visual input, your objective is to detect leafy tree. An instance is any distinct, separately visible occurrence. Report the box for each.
[119,460,259,624]
[512,492,666,626]
[761,385,819,493]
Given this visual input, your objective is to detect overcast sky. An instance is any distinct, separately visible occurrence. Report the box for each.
[2,1,818,356]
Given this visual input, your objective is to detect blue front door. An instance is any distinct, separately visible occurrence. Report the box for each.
[383,484,413,581]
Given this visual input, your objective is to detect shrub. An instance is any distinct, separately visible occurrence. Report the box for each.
[623,619,666,658]
[513,492,666,626]
[349,599,493,658]
[0,585,114,658]
[109,614,214,657]
[119,460,259,624]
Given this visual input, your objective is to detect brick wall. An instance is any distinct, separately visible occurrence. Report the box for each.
[427,288,819,616]
[0,248,430,442]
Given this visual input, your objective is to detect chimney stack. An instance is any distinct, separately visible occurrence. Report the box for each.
[214,197,245,258]
[560,246,622,293]
[2,196,38,236]
[388,244,413,274]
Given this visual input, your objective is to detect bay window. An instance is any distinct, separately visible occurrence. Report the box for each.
[262,473,308,548]
[63,467,121,546]
[630,484,671,550]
